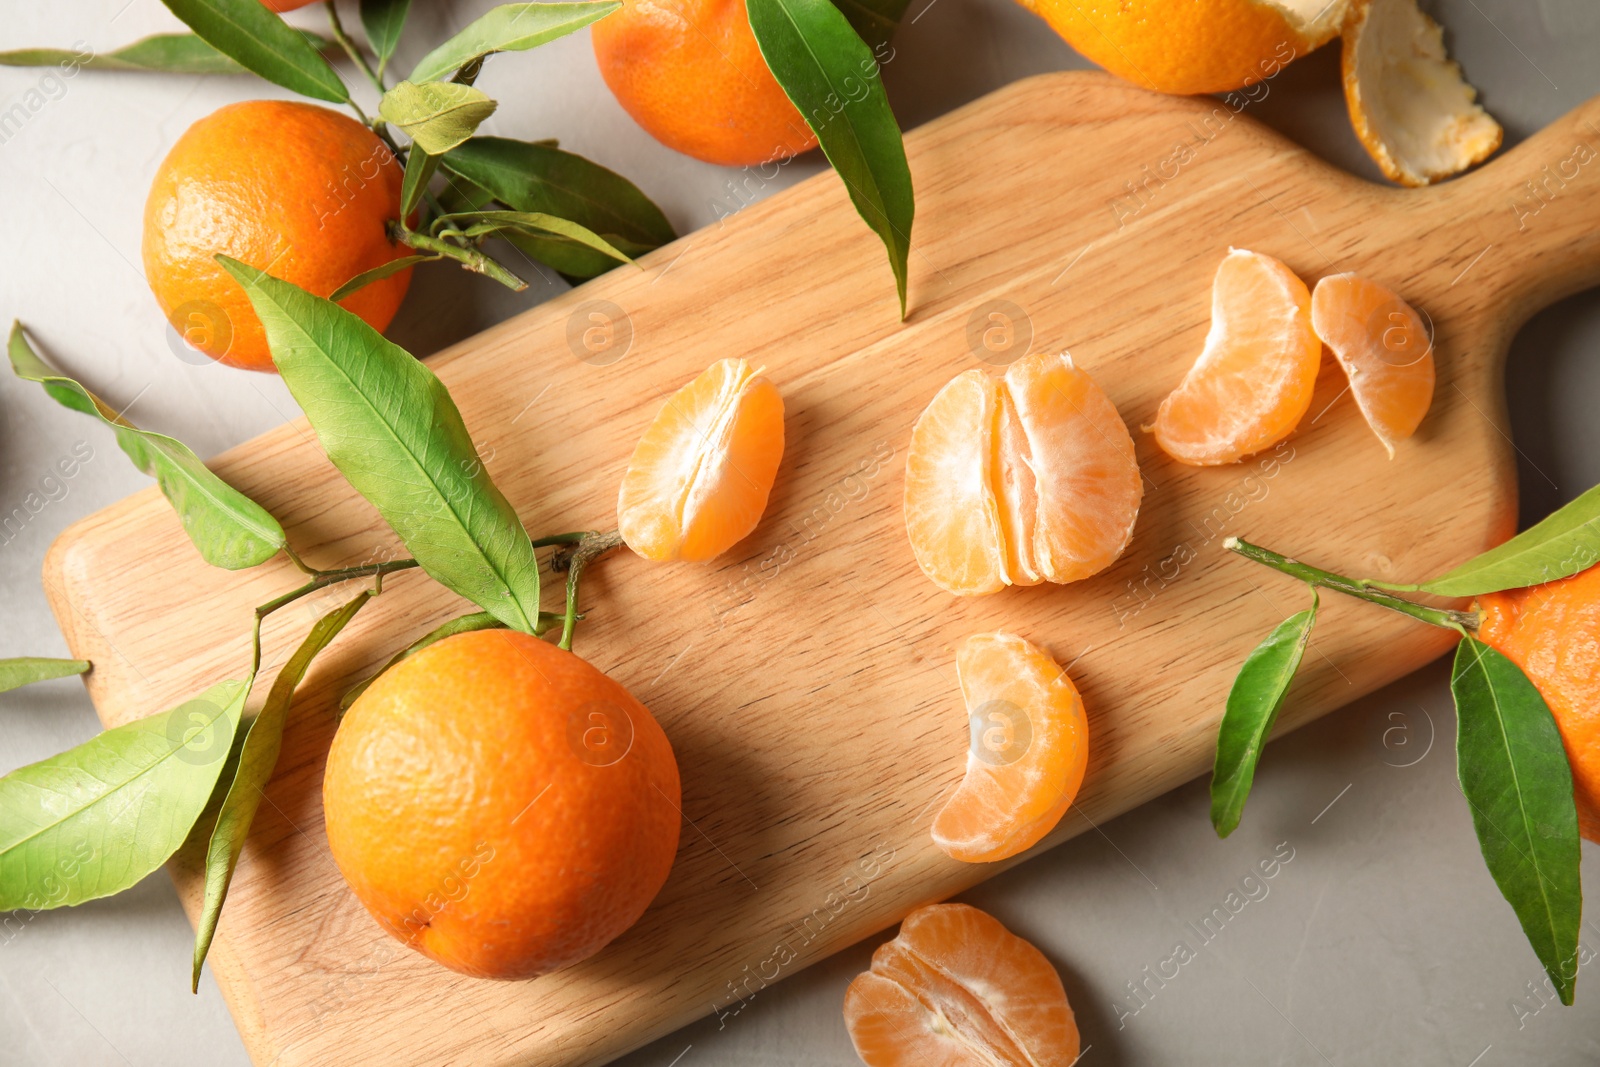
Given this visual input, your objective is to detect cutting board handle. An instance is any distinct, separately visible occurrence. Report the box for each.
[1427,93,1600,319]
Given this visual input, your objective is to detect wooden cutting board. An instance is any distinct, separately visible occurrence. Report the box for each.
[42,71,1600,1066]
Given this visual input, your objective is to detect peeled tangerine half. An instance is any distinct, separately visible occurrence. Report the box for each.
[931,633,1088,864]
[618,358,784,562]
[1342,0,1502,186]
[904,351,1142,596]
[844,903,1080,1067]
[1311,272,1435,457]
[1153,248,1321,466]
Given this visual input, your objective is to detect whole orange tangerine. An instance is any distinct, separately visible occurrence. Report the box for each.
[323,630,682,979]
[143,100,413,372]
[591,0,818,167]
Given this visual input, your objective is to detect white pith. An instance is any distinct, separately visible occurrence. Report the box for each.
[1259,0,1352,44]
[1345,0,1502,185]
[675,362,756,541]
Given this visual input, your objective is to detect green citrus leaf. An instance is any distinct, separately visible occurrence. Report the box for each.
[499,229,647,281]
[0,33,340,75]
[193,592,370,990]
[0,679,250,911]
[159,0,348,102]
[830,0,910,50]
[409,1,621,82]
[0,658,90,694]
[8,324,286,570]
[1393,484,1600,597]
[379,80,498,155]
[746,0,913,316]
[442,210,634,266]
[360,0,413,71]
[1452,634,1582,1004]
[329,255,437,303]
[2,35,235,74]
[340,609,511,710]
[1210,593,1317,838]
[400,144,441,219]
[217,257,544,634]
[435,169,497,214]
[443,137,673,277]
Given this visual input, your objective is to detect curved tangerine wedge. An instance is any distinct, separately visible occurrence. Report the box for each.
[1310,272,1434,458]
[1153,248,1321,466]
[904,352,1142,596]
[931,633,1089,863]
[1005,351,1143,585]
[904,370,1008,595]
[844,902,1080,1067]
[618,358,784,562]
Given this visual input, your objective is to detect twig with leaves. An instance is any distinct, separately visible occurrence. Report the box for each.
[1210,486,1600,1006]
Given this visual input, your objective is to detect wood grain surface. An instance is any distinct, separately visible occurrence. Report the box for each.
[41,72,1600,1067]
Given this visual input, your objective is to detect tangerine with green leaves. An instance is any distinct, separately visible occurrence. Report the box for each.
[322,629,682,979]
[1478,561,1600,845]
[591,0,818,166]
[143,100,413,372]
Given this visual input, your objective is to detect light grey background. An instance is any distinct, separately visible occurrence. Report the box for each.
[2,0,1599,1064]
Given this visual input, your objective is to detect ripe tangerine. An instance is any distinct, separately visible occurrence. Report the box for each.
[323,629,681,979]
[143,101,413,372]
[591,0,818,166]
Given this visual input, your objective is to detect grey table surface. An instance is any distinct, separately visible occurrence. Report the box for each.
[3,0,1600,1064]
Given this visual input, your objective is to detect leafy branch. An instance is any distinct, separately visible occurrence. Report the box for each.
[1211,491,1600,1006]
[0,273,627,984]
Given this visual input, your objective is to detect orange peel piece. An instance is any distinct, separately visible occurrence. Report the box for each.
[1341,0,1502,186]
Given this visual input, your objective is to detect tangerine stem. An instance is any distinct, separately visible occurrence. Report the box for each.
[530,532,588,549]
[254,558,420,623]
[550,530,626,652]
[1225,538,1477,631]
[325,1,386,96]
[394,227,526,291]
[281,544,317,576]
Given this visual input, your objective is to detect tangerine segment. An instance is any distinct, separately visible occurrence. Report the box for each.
[905,370,1009,596]
[932,633,1088,863]
[1310,272,1435,458]
[1006,352,1143,584]
[1153,248,1320,466]
[904,354,1141,596]
[1478,564,1600,844]
[618,359,785,562]
[844,903,1080,1067]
